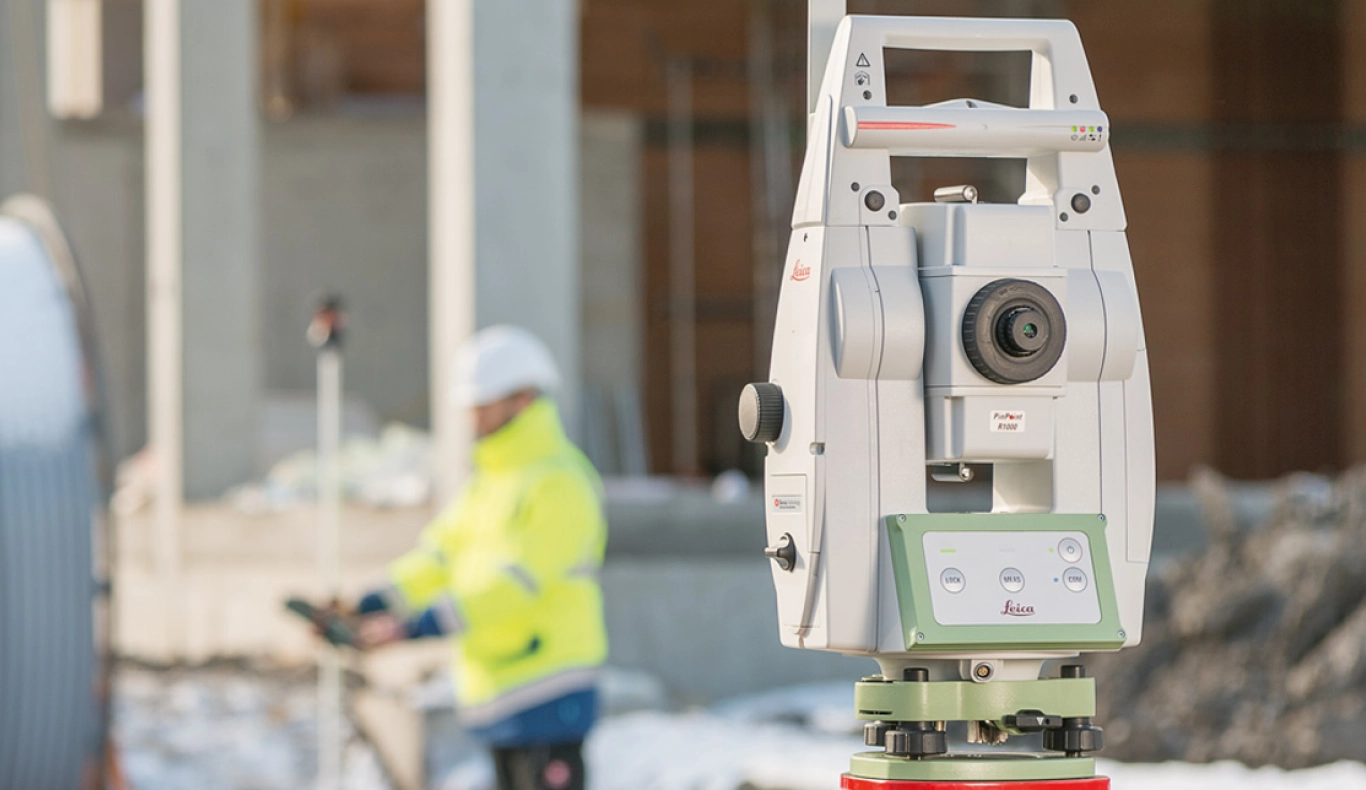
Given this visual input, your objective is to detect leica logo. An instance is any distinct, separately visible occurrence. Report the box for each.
[790,259,811,282]
[1001,600,1035,617]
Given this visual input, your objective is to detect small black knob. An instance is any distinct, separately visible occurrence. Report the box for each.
[739,382,784,443]
[885,724,947,758]
[765,533,797,571]
[1044,718,1103,755]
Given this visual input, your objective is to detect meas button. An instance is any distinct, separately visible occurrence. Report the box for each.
[1063,567,1088,592]
[1000,568,1025,593]
[1058,538,1083,563]
[941,568,966,594]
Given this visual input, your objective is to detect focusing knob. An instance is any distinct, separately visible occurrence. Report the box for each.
[739,382,784,443]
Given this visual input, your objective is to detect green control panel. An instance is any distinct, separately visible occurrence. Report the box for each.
[886,513,1126,651]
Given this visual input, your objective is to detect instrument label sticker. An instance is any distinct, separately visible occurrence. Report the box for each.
[990,411,1026,433]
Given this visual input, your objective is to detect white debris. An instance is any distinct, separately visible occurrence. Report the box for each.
[226,422,434,513]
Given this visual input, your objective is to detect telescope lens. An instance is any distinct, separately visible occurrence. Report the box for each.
[999,307,1048,356]
[962,279,1067,385]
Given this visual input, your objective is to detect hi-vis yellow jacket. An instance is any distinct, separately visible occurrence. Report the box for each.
[385,399,608,723]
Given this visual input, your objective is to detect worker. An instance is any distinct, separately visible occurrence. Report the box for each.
[351,325,608,790]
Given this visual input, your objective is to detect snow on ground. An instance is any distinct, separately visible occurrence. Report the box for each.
[115,664,391,790]
[115,666,1366,790]
[588,711,1366,790]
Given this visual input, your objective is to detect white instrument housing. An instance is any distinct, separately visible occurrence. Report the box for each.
[760,15,1154,662]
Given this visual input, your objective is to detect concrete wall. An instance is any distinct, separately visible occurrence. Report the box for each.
[0,104,641,485]
[260,115,431,430]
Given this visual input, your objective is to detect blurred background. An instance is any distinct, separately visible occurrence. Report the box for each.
[4,0,1366,788]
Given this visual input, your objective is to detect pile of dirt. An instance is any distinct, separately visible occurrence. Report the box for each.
[1088,467,1366,767]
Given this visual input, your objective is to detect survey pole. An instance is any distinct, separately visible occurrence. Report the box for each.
[308,299,346,790]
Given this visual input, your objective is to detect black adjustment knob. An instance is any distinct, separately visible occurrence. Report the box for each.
[864,721,891,747]
[738,382,784,443]
[1043,718,1103,755]
[884,723,948,758]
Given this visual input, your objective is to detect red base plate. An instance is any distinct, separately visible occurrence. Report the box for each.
[841,775,1110,790]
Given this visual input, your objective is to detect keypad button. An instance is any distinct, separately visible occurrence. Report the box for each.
[941,568,966,594]
[1063,567,1088,592]
[1058,538,1084,563]
[999,567,1025,593]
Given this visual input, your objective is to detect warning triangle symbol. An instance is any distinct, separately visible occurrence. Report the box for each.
[856,53,871,68]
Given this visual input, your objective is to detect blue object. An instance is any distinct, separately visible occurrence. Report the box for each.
[358,588,447,638]
[0,198,109,790]
[468,688,598,747]
[357,590,390,615]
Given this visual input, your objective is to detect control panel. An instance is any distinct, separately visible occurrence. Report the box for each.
[922,531,1101,626]
[884,513,1125,652]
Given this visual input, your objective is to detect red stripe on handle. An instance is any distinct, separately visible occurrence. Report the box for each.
[841,775,1110,790]
[856,121,957,131]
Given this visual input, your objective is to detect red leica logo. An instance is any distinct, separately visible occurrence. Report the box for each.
[790,260,811,282]
[1001,600,1035,617]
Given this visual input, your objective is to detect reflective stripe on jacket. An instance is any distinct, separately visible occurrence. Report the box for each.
[385,398,608,721]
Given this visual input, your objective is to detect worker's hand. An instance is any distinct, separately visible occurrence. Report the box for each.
[355,613,408,650]
[307,600,347,638]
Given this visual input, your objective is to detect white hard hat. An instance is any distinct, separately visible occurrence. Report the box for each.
[450,325,560,408]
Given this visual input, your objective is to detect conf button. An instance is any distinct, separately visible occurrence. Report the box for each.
[941,568,966,594]
[1063,567,1088,592]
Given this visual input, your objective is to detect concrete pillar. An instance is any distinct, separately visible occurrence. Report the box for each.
[581,112,644,475]
[0,0,55,199]
[150,0,260,501]
[429,0,581,501]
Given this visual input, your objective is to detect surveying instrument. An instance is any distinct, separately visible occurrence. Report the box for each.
[739,8,1153,789]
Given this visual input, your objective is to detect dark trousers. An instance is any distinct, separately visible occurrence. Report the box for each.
[491,741,585,790]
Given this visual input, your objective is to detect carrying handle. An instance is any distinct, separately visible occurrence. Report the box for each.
[837,15,1099,112]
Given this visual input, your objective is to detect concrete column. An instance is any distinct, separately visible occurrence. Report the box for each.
[178,0,261,499]
[146,0,259,657]
[429,0,581,501]
[145,0,183,659]
[581,112,644,475]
